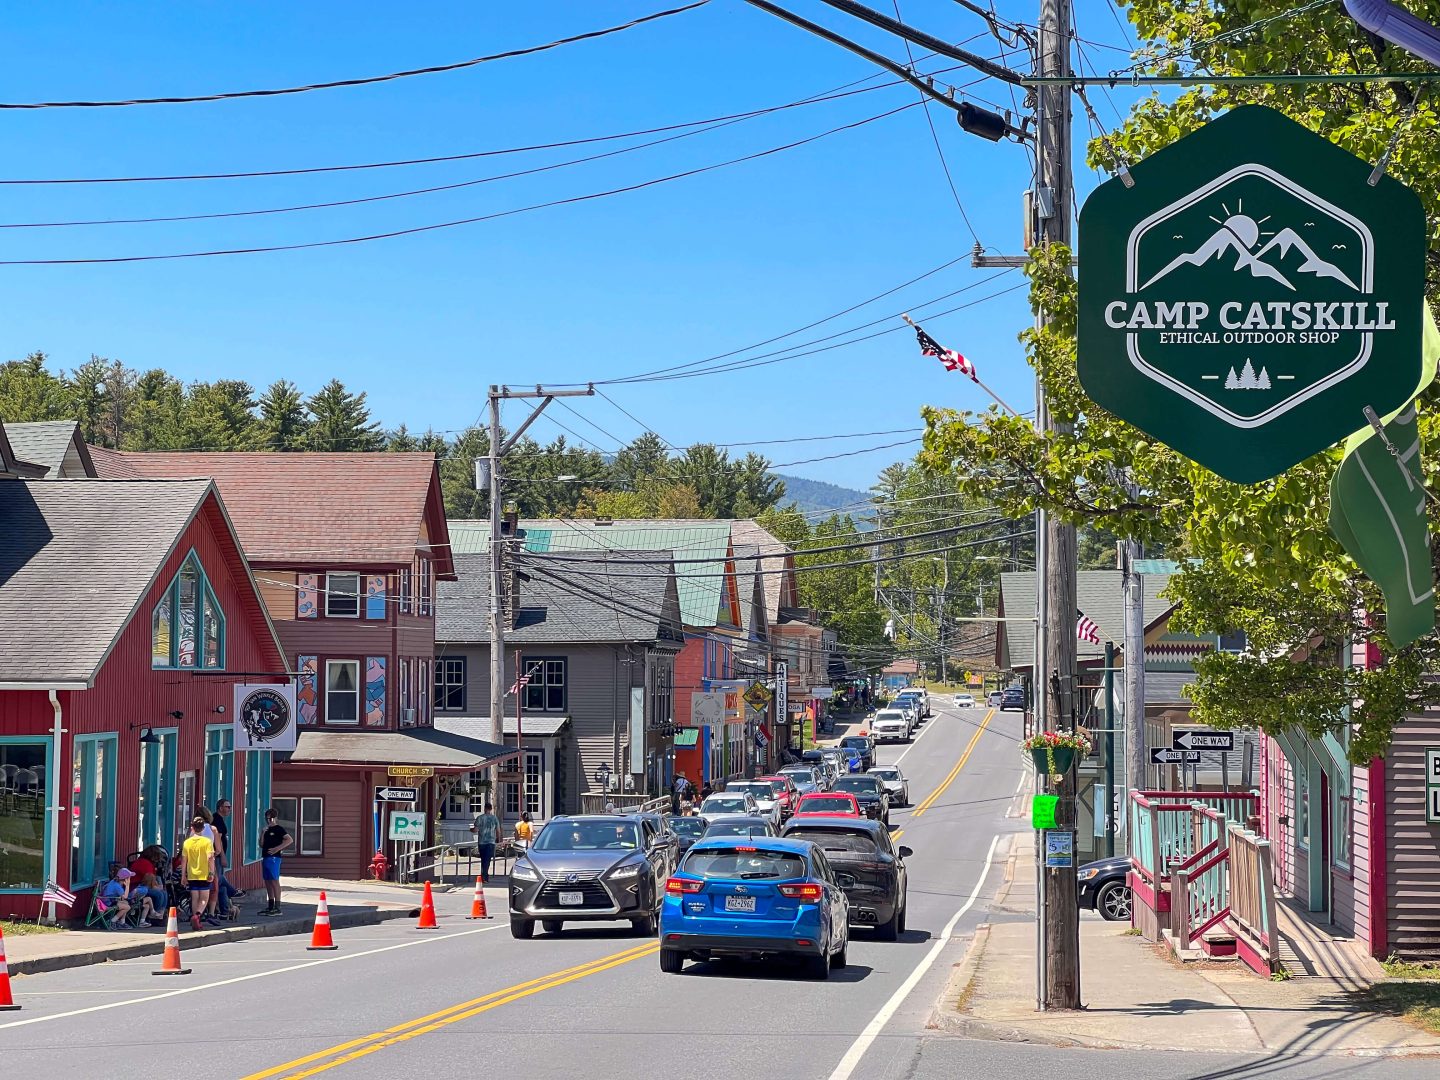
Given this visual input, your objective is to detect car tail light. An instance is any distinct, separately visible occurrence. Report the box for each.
[778,883,823,901]
[666,877,703,896]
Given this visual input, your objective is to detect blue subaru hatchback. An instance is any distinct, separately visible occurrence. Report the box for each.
[659,836,850,979]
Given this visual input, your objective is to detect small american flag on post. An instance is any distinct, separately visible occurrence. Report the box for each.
[912,319,978,382]
[42,881,77,908]
[507,663,539,697]
[1076,610,1102,645]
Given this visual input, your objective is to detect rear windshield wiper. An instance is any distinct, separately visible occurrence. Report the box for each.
[738,871,778,879]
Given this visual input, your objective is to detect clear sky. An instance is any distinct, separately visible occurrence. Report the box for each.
[1,1,1138,487]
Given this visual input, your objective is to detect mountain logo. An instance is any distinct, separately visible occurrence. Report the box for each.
[1139,215,1359,292]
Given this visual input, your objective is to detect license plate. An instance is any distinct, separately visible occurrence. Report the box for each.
[724,896,757,912]
[558,891,584,906]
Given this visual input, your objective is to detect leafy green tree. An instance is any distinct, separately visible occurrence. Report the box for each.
[306,379,383,452]
[257,380,310,451]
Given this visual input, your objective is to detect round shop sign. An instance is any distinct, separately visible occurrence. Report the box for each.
[238,686,293,745]
[1077,106,1425,482]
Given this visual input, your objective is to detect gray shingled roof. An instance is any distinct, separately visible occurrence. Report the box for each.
[437,550,680,645]
[2,421,92,478]
[997,570,1173,670]
[0,479,214,684]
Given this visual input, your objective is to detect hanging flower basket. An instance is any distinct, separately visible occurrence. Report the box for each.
[1020,730,1092,781]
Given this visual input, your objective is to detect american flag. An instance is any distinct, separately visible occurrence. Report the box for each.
[507,663,540,697]
[42,881,77,908]
[1077,610,1102,645]
[913,322,978,382]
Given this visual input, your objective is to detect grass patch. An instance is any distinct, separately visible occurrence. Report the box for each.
[1356,984,1440,1035]
[1,919,63,936]
[1383,957,1440,981]
[1122,927,1143,936]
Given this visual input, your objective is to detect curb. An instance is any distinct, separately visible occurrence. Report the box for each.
[9,906,412,977]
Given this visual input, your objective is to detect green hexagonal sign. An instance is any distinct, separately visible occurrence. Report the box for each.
[1078,106,1426,483]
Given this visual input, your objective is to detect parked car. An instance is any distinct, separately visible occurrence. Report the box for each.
[756,774,801,818]
[792,792,862,817]
[835,747,865,774]
[870,708,911,744]
[895,688,931,718]
[699,791,760,818]
[953,693,976,708]
[702,814,778,840]
[659,836,850,978]
[1077,856,1132,922]
[892,700,919,731]
[781,815,910,939]
[838,734,876,770]
[831,774,890,825]
[867,765,910,808]
[722,780,782,828]
[800,750,838,788]
[509,814,675,939]
[987,691,1003,707]
[665,814,709,855]
[777,765,822,795]
[1000,687,1026,712]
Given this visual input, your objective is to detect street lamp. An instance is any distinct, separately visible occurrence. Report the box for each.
[594,763,612,792]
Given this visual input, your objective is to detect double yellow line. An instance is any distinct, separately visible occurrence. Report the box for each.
[909,708,994,819]
[244,940,659,1078]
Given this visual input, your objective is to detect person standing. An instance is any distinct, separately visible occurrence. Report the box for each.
[212,799,241,915]
[469,801,500,883]
[515,811,535,846]
[182,817,217,932]
[260,808,292,917]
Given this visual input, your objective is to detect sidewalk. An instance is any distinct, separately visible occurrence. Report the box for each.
[940,834,1440,1057]
[4,877,466,977]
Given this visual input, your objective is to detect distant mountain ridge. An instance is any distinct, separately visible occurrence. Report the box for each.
[772,473,871,518]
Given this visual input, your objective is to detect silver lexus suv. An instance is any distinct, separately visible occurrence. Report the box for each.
[508,815,677,939]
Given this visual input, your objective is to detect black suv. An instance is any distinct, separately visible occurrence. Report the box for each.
[838,734,876,770]
[781,815,910,939]
[831,774,890,825]
[508,814,678,938]
[1000,687,1026,712]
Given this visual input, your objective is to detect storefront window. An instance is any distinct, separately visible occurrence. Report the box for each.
[205,726,234,818]
[72,735,117,886]
[0,740,49,891]
[446,773,488,817]
[139,729,178,852]
[243,751,272,864]
[1295,756,1309,851]
[502,752,543,817]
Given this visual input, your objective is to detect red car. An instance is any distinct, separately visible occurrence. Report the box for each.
[792,792,862,817]
[756,775,800,818]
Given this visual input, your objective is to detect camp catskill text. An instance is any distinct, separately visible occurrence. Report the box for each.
[1104,300,1397,341]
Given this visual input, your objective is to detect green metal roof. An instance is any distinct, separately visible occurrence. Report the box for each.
[448,519,734,629]
[673,728,700,747]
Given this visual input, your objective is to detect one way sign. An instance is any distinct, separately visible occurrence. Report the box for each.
[375,786,418,802]
[1173,730,1235,752]
[1151,747,1202,765]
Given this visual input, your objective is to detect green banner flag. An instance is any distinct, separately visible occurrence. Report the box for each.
[1328,308,1440,648]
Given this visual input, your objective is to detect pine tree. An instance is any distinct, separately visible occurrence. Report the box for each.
[1257,366,1272,390]
[1225,367,1239,389]
[1238,359,1258,388]
[0,352,72,421]
[305,379,383,452]
[256,380,310,451]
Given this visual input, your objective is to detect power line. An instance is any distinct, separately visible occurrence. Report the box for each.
[0,2,710,110]
[0,101,916,265]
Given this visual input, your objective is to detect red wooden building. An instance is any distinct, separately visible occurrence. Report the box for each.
[0,478,287,920]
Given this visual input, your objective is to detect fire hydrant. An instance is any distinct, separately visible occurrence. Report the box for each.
[367,847,390,881]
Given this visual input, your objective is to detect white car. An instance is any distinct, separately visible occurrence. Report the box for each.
[871,708,912,743]
[987,691,1003,707]
[868,765,910,807]
[699,792,758,819]
[721,780,783,828]
[953,693,976,708]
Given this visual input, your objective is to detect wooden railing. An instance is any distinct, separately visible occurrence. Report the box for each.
[1226,824,1278,973]
[1174,844,1230,949]
[1129,791,1259,886]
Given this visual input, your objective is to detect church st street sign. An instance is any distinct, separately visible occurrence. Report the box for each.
[1078,106,1426,483]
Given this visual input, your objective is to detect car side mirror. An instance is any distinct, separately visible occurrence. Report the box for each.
[898,845,913,859]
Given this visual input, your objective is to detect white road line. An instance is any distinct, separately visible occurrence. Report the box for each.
[824,833,1001,1080]
[0,923,506,1030]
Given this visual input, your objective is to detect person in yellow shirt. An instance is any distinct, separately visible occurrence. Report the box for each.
[181,816,216,932]
[515,812,535,846]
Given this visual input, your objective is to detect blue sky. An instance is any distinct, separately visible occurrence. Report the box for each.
[2,1,1139,487]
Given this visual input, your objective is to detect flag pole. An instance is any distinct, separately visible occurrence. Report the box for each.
[902,313,1023,418]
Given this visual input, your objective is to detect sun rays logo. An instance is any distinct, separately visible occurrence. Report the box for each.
[1105,165,1393,429]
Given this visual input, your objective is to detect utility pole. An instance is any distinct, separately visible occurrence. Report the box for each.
[1122,538,1146,820]
[486,384,594,775]
[1036,0,1080,1011]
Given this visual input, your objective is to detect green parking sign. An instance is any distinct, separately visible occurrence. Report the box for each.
[1078,106,1426,482]
[388,811,426,841]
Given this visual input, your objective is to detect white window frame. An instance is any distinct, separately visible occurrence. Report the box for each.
[298,796,324,855]
[325,660,361,724]
[435,657,466,711]
[325,573,362,618]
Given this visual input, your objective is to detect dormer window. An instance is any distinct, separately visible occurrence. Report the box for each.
[325,573,361,618]
[152,552,225,669]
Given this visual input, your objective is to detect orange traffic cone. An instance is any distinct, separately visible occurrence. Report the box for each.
[152,907,192,976]
[465,876,491,920]
[0,923,19,1010]
[416,880,439,930]
[307,891,338,950]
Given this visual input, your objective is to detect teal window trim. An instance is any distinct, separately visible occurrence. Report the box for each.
[139,728,179,851]
[151,548,227,670]
[243,751,272,865]
[204,725,234,819]
[0,736,51,894]
[72,733,117,886]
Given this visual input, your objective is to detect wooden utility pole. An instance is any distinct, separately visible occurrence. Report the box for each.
[1036,0,1081,1011]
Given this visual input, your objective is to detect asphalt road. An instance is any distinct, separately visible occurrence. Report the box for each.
[0,702,1424,1079]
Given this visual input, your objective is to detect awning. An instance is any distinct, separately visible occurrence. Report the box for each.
[673,728,700,748]
[434,716,572,739]
[285,728,517,771]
